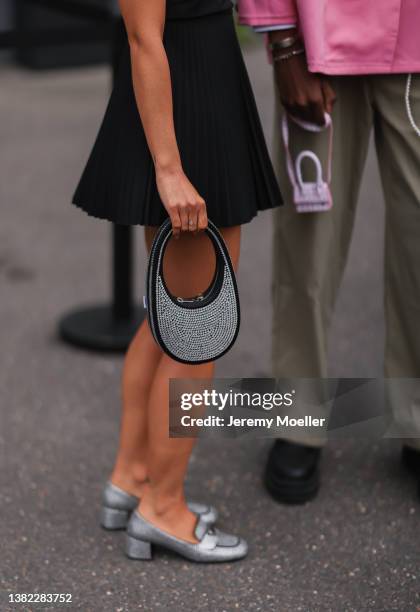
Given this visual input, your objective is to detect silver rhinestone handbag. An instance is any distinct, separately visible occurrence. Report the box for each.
[146,219,240,364]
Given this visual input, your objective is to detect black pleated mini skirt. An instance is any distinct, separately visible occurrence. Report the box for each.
[72,9,283,227]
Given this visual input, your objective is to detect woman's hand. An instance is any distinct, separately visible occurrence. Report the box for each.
[155,166,208,236]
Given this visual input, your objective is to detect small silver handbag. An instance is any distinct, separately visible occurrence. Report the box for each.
[146,219,240,364]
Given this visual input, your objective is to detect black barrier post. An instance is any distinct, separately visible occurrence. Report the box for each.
[111,18,134,325]
[59,16,145,352]
[110,19,143,332]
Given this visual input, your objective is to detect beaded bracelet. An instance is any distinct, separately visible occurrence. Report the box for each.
[272,48,305,62]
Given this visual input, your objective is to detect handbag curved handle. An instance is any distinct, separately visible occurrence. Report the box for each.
[147,218,238,309]
[281,112,333,187]
[287,112,332,133]
[154,218,229,264]
[295,150,325,189]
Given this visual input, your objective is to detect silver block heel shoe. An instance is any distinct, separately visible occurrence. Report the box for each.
[100,483,139,530]
[125,511,248,563]
[100,482,218,530]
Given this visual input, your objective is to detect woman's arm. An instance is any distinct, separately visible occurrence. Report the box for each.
[119,0,207,234]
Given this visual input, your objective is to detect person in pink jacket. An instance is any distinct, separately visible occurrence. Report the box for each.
[238,0,420,503]
[240,0,420,76]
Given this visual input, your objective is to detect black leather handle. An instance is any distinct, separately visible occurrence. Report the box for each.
[148,218,236,310]
[153,218,229,266]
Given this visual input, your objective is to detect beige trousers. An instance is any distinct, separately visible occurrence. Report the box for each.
[272,74,420,449]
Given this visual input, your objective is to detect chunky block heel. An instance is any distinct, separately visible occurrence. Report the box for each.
[100,506,129,530]
[126,534,153,560]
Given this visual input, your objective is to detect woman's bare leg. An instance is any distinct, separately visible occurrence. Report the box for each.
[110,320,162,497]
[110,229,163,497]
[139,226,241,542]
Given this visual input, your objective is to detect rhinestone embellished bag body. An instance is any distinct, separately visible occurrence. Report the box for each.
[146,219,240,364]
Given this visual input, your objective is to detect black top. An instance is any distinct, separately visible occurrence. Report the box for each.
[166,0,233,20]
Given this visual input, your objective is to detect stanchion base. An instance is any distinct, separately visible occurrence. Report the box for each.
[59,304,145,352]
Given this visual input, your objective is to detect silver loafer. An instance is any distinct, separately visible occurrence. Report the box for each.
[100,482,218,530]
[126,511,248,563]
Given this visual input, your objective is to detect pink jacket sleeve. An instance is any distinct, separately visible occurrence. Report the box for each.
[237,0,298,27]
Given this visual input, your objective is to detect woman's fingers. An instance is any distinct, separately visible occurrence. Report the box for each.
[169,208,182,238]
[170,201,206,236]
[188,207,199,233]
[197,200,208,231]
[179,205,190,233]
[181,197,207,234]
